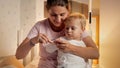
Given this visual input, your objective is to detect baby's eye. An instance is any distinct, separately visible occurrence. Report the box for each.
[60,13,65,16]
[71,27,76,30]
[65,27,69,30]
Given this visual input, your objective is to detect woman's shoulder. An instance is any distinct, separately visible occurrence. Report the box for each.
[33,18,50,29]
[35,18,48,25]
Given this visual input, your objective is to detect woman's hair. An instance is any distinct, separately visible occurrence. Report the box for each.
[64,12,86,29]
[46,0,69,10]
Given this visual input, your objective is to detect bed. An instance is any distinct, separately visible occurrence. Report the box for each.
[0,55,24,68]
[24,56,39,68]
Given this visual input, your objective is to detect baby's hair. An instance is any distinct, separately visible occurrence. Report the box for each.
[64,12,86,30]
[46,0,69,10]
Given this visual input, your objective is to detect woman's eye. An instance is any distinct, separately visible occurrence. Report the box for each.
[51,14,57,17]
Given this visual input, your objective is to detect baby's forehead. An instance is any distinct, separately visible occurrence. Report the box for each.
[64,18,81,24]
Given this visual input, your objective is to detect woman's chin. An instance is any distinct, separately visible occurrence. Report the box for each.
[54,23,61,27]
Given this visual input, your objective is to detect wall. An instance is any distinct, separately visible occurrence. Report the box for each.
[0,0,44,59]
[0,0,20,57]
[20,0,44,65]
[100,0,120,68]
[1,0,120,67]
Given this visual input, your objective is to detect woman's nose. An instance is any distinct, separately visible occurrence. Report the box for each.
[56,16,62,23]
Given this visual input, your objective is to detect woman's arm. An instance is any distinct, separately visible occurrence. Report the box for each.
[15,33,40,59]
[55,36,99,59]
[15,38,34,59]
[68,36,99,59]
[15,33,52,59]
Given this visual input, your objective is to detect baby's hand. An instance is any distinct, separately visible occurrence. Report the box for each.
[54,38,69,50]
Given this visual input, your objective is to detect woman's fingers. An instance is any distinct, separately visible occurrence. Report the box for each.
[39,37,43,43]
[38,33,52,44]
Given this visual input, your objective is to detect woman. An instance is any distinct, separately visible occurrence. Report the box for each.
[15,0,99,68]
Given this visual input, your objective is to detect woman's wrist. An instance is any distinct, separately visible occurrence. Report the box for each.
[64,43,73,53]
[30,39,35,46]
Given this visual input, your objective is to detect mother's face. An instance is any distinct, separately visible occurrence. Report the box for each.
[48,6,69,27]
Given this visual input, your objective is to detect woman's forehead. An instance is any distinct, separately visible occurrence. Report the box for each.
[49,6,68,12]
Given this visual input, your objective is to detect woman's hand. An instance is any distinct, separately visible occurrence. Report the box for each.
[30,33,52,45]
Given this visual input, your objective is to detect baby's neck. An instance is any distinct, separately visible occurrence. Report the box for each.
[65,36,82,41]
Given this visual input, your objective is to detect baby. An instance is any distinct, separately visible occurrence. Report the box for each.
[44,12,91,68]
[56,12,91,68]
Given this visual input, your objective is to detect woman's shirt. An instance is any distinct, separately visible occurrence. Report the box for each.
[27,18,90,68]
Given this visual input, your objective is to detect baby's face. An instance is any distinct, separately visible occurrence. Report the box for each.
[65,19,83,40]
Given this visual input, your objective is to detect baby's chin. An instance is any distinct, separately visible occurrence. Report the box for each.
[66,36,74,40]
[66,36,80,40]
